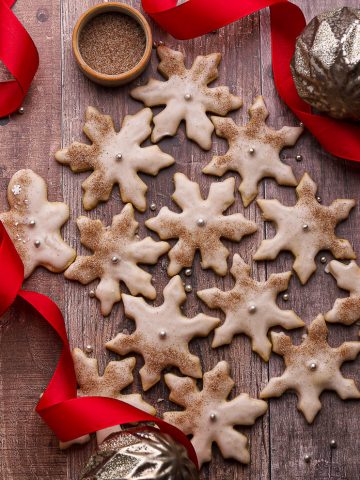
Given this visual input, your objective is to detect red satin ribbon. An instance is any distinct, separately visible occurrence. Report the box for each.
[142,0,360,162]
[0,0,39,117]
[0,222,198,468]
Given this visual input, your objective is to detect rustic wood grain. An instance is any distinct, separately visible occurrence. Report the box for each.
[0,0,359,478]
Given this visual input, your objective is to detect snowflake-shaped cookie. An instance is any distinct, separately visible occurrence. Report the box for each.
[60,348,156,448]
[131,46,242,150]
[163,361,267,466]
[65,204,169,316]
[197,254,304,360]
[260,314,360,423]
[203,96,303,206]
[55,107,174,211]
[325,260,360,325]
[145,173,257,276]
[0,169,76,278]
[254,173,356,284]
[106,276,220,391]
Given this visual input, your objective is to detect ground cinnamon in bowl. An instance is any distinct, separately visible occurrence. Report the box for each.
[78,12,146,76]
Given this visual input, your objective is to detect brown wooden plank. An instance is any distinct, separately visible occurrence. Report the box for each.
[260,1,360,479]
[0,1,67,479]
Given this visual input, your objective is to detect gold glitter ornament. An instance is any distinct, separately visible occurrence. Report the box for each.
[80,428,199,480]
[291,7,360,121]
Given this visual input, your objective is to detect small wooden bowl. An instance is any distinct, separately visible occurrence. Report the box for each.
[72,2,153,87]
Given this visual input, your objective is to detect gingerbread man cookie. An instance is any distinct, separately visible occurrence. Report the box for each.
[146,173,257,276]
[131,46,242,150]
[60,348,155,448]
[65,204,169,316]
[106,276,220,391]
[203,96,303,206]
[325,260,360,325]
[260,314,360,423]
[254,173,356,284]
[0,169,75,278]
[55,107,174,212]
[198,254,304,360]
[163,361,267,466]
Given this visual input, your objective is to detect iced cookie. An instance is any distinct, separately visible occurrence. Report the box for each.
[60,348,156,449]
[197,254,304,360]
[55,107,174,212]
[145,173,257,276]
[131,46,242,150]
[325,260,360,325]
[260,314,360,423]
[65,204,169,316]
[203,96,303,206]
[0,169,75,278]
[254,173,356,284]
[106,276,220,391]
[163,361,267,466]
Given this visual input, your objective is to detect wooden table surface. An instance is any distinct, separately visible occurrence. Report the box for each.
[1,0,360,479]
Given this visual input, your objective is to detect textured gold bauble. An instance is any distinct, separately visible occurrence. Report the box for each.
[291,7,360,121]
[80,427,199,479]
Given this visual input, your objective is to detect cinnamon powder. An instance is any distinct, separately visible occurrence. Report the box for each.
[79,12,146,75]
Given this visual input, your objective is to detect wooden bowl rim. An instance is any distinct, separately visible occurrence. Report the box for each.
[72,2,153,83]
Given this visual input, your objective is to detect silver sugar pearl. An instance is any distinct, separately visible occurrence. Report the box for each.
[304,454,311,463]
[299,122,304,128]
[282,293,289,301]
[115,153,122,161]
[330,439,337,449]
[320,256,327,264]
[159,330,167,339]
[209,412,217,421]
[302,224,309,231]
[89,289,96,298]
[248,305,256,314]
[34,240,41,248]
[249,147,255,154]
[85,345,93,354]
[316,196,322,203]
[29,219,36,226]
[184,93,192,101]
[18,107,25,115]
[111,256,119,264]
[296,154,303,162]
[185,284,192,293]
[309,362,317,371]
[150,202,157,211]
[196,218,206,227]
[185,268,192,276]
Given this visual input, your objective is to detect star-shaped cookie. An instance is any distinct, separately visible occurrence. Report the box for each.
[131,46,242,150]
[197,254,304,360]
[55,107,174,211]
[260,314,360,423]
[0,169,76,278]
[60,348,156,448]
[106,276,220,391]
[325,260,360,325]
[145,173,257,276]
[65,204,169,316]
[163,361,267,466]
[203,96,303,206]
[254,173,356,284]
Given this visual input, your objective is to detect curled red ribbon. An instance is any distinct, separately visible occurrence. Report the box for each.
[0,0,39,117]
[142,0,360,162]
[0,222,198,468]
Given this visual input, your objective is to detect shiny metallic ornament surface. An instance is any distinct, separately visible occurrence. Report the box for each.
[80,428,199,480]
[291,7,360,120]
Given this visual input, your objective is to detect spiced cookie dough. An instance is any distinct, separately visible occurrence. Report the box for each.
[164,361,267,466]
[146,173,257,276]
[254,173,356,284]
[65,204,169,316]
[198,254,304,360]
[131,46,242,149]
[0,169,75,277]
[106,276,220,391]
[55,107,174,212]
[203,96,303,206]
[260,314,360,423]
